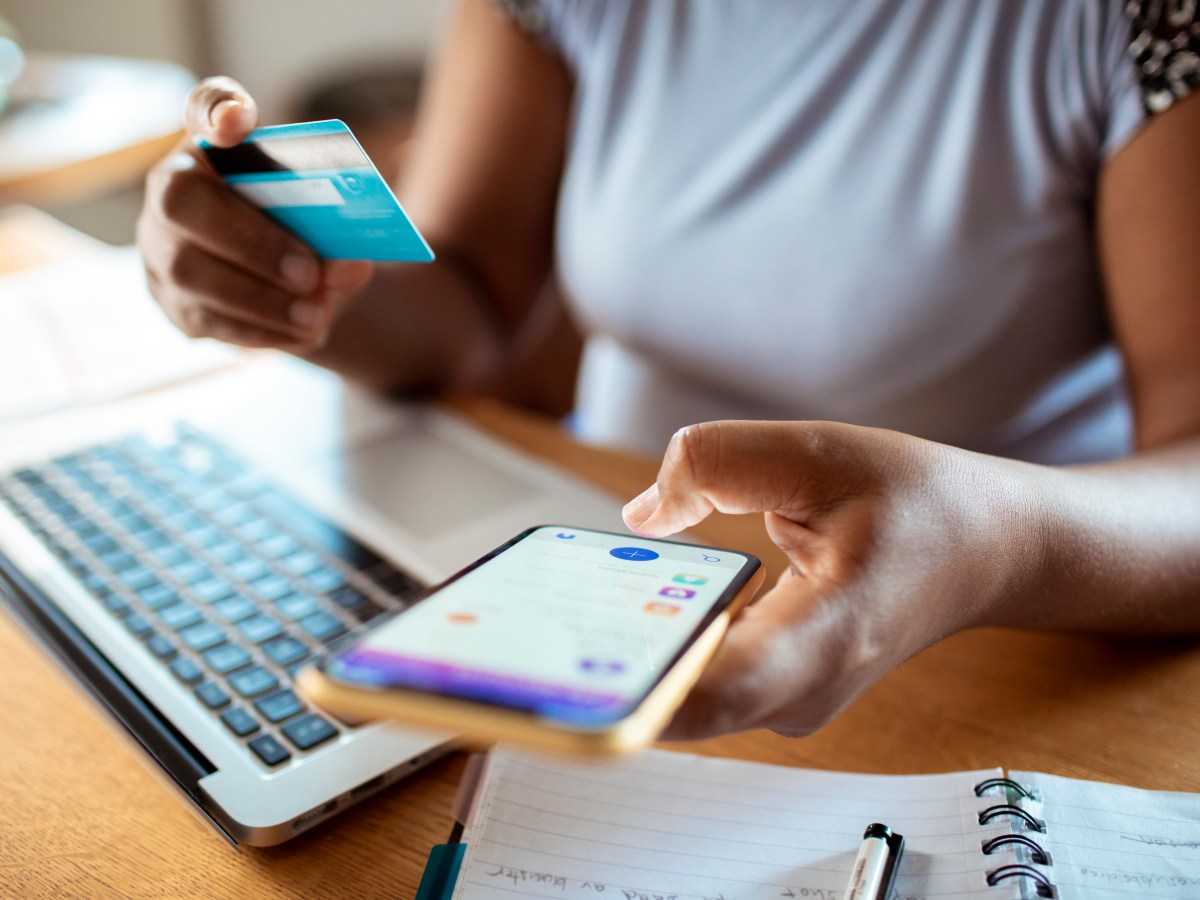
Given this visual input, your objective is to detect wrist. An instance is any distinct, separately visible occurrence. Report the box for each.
[950,451,1052,631]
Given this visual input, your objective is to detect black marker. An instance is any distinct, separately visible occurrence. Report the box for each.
[843,823,904,900]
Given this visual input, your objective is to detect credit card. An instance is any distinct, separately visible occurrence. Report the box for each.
[199,119,434,262]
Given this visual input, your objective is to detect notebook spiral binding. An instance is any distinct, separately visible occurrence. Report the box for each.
[975,776,1058,898]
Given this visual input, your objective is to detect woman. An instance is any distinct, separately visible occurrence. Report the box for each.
[137,0,1200,739]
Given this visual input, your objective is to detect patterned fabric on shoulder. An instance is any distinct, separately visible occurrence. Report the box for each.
[492,0,546,35]
[1128,0,1200,112]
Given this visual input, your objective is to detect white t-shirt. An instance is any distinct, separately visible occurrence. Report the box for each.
[506,0,1196,463]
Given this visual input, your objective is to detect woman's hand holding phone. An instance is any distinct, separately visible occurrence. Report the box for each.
[136,76,374,352]
[623,419,1042,740]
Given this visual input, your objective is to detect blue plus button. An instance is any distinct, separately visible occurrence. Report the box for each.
[609,546,660,562]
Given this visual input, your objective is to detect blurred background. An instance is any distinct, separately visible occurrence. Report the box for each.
[0,0,444,243]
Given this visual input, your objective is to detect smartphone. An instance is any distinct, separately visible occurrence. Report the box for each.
[297,525,763,756]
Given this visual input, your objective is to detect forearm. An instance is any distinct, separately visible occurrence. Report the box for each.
[985,437,1200,634]
[299,254,508,395]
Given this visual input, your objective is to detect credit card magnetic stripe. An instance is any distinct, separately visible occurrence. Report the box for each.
[200,119,434,262]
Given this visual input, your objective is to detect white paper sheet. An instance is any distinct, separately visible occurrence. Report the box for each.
[0,245,238,423]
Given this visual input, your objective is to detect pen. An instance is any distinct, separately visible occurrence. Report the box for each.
[843,823,904,900]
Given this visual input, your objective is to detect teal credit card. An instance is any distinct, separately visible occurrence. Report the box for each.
[199,119,434,262]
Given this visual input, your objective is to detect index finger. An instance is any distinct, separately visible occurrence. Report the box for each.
[184,76,258,148]
[624,421,815,538]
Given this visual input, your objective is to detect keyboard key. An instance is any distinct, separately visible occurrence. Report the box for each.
[281,714,338,751]
[115,511,153,535]
[192,577,235,604]
[250,574,293,603]
[258,534,300,560]
[67,520,101,541]
[263,636,309,667]
[146,634,177,659]
[229,666,279,698]
[228,557,270,584]
[220,706,261,737]
[169,510,208,533]
[329,585,387,621]
[135,528,173,550]
[298,611,345,642]
[169,656,204,685]
[280,550,323,578]
[248,733,291,767]
[207,541,246,566]
[84,533,119,556]
[233,518,276,543]
[100,498,135,519]
[305,567,345,594]
[192,489,234,513]
[99,549,137,574]
[276,593,320,621]
[203,643,252,674]
[238,614,284,644]
[81,571,110,596]
[147,495,188,518]
[194,681,231,710]
[101,591,131,616]
[255,689,305,723]
[179,621,226,652]
[211,595,257,624]
[119,566,159,593]
[169,559,213,586]
[138,582,180,611]
[213,503,256,529]
[328,585,368,611]
[186,524,224,549]
[159,601,204,631]
[124,613,154,638]
[152,544,190,568]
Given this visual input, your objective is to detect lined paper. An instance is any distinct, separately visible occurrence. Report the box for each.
[455,749,1006,900]
[1016,771,1200,899]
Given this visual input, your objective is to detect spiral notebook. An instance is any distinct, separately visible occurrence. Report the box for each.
[424,747,1200,899]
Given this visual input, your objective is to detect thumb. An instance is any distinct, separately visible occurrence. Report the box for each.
[185,76,258,148]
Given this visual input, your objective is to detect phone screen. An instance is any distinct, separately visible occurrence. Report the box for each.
[324,526,756,726]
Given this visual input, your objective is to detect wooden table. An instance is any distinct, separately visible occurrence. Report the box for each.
[2,215,1199,897]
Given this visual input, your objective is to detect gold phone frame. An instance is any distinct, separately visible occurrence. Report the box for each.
[296,528,764,757]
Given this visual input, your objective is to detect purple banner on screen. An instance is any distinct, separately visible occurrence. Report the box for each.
[338,648,626,718]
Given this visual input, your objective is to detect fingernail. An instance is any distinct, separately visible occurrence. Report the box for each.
[622,484,660,529]
[209,98,242,128]
[288,299,322,330]
[280,253,319,292]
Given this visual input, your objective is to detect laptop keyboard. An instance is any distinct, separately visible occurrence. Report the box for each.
[0,424,425,769]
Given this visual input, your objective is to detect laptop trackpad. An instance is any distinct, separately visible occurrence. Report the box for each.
[309,429,533,538]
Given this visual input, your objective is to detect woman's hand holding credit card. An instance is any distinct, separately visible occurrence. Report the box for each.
[137,77,429,354]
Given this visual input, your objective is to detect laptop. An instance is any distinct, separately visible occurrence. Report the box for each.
[0,354,625,847]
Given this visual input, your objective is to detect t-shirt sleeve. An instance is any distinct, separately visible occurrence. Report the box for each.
[1102,0,1200,157]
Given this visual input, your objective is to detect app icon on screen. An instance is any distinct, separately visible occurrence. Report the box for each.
[643,602,681,616]
[658,587,696,600]
[610,546,660,562]
[673,573,709,586]
[579,658,626,676]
